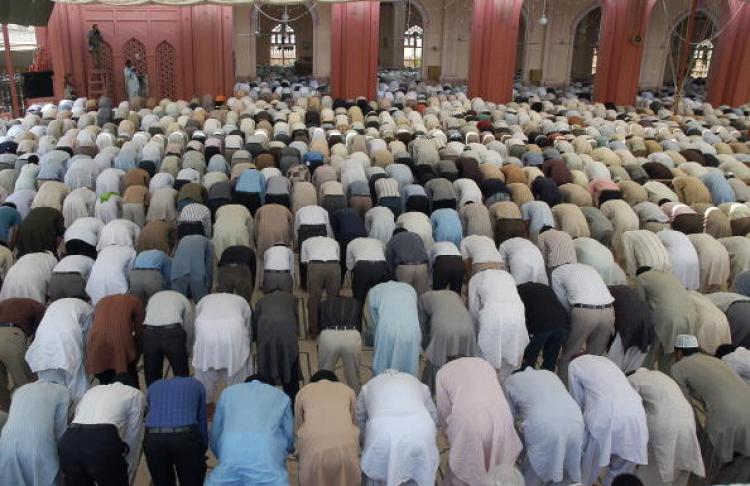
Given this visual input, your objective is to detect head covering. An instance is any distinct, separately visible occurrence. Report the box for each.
[675,334,699,350]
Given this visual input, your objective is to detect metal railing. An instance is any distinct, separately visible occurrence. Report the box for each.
[0,72,25,116]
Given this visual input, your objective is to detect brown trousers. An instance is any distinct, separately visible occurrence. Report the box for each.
[395,263,429,295]
[557,306,615,383]
[306,262,341,337]
[217,265,254,304]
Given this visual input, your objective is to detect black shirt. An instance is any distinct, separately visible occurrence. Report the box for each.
[517,282,569,334]
[318,296,362,332]
[609,285,655,352]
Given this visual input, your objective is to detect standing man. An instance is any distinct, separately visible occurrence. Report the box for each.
[568,355,648,486]
[551,263,615,381]
[671,335,750,483]
[143,376,208,486]
[436,357,522,485]
[505,367,584,486]
[87,24,104,69]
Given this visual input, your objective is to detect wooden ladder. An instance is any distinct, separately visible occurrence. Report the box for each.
[87,69,110,99]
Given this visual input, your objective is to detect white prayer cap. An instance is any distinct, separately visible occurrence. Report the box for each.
[675,334,699,349]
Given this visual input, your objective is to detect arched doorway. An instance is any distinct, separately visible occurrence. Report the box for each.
[662,11,717,89]
[253,5,314,77]
[570,7,601,84]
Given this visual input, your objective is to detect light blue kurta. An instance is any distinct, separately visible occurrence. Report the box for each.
[368,281,422,377]
[207,381,293,486]
[0,381,70,486]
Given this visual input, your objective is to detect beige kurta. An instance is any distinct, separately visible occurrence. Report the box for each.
[294,380,361,486]
[600,199,639,259]
[688,233,731,292]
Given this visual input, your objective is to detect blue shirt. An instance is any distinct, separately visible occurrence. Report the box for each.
[145,377,208,443]
[235,169,266,197]
[134,249,172,281]
[701,172,736,205]
[431,208,463,247]
[0,206,21,242]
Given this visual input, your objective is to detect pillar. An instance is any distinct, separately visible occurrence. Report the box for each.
[468,0,523,104]
[593,0,656,105]
[233,5,256,80]
[330,0,379,100]
[313,3,332,81]
[707,0,750,107]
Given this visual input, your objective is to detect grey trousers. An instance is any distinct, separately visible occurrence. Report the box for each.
[129,269,165,304]
[48,272,88,301]
[635,448,691,486]
[395,263,429,295]
[122,203,146,227]
[306,262,341,337]
[0,327,32,411]
[558,306,615,384]
[263,270,293,294]
[318,329,362,392]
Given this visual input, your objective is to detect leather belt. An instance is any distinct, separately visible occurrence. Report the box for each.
[572,303,613,310]
[309,260,338,264]
[265,269,291,273]
[144,323,182,331]
[400,261,427,266]
[146,426,196,434]
[322,326,359,332]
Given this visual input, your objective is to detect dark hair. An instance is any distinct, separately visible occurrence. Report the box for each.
[611,474,644,486]
[636,266,652,276]
[310,370,338,383]
[244,374,274,385]
[0,202,17,209]
[675,347,700,357]
[538,225,553,234]
[657,198,671,207]
[715,344,737,359]
[392,227,408,235]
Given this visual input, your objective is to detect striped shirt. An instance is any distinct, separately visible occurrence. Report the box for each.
[621,230,672,277]
[178,203,212,238]
[537,228,577,268]
[375,177,400,199]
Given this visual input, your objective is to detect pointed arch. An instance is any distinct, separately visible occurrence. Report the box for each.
[122,37,147,76]
[156,41,176,100]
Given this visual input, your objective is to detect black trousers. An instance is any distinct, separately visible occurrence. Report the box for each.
[96,361,139,389]
[522,328,568,372]
[431,198,456,211]
[265,193,290,208]
[351,260,390,302]
[144,428,207,486]
[282,358,301,409]
[232,191,262,216]
[432,255,465,294]
[143,325,190,386]
[177,221,205,240]
[59,424,129,486]
[65,239,98,260]
[405,195,430,215]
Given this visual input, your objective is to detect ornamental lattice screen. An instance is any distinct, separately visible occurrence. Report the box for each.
[122,37,147,75]
[156,41,177,100]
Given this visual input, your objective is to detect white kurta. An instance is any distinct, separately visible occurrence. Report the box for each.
[85,245,135,305]
[498,237,548,285]
[627,368,705,483]
[722,347,750,385]
[191,293,253,375]
[73,383,145,482]
[96,218,140,250]
[357,370,439,486]
[658,229,700,290]
[0,252,57,304]
[62,187,97,228]
[25,298,93,402]
[568,355,648,486]
[505,368,584,483]
[688,291,732,355]
[468,270,528,369]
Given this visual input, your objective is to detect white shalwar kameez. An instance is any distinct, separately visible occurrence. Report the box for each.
[85,245,135,305]
[25,298,93,402]
[357,370,439,486]
[568,355,649,486]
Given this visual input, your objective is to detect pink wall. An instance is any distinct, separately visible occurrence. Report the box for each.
[707,0,750,107]
[330,1,379,100]
[593,0,656,105]
[45,3,233,102]
[468,0,523,104]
